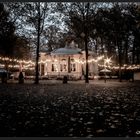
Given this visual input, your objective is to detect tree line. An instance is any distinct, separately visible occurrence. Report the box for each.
[0,2,140,83]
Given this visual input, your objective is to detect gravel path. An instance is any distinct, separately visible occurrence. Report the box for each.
[0,80,140,137]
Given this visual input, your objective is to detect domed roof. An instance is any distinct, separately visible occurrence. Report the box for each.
[51,47,81,55]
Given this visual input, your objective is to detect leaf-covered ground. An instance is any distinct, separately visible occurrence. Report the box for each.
[0,80,140,137]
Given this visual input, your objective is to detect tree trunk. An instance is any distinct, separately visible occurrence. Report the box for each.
[118,47,122,82]
[68,56,71,73]
[95,38,98,54]
[85,34,89,83]
[116,37,122,82]
[136,50,140,64]
[124,38,128,64]
[84,2,89,83]
[101,37,104,55]
[35,2,40,84]
[132,38,136,64]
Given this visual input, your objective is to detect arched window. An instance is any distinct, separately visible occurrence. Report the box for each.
[60,59,67,72]
[71,59,76,72]
[52,64,58,72]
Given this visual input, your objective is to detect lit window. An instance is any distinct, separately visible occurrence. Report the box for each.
[52,64,58,72]
[70,59,76,72]
[71,63,76,71]
[71,59,74,62]
[60,59,67,72]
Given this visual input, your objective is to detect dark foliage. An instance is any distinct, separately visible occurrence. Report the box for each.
[0,3,16,56]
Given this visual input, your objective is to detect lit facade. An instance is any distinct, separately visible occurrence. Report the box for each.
[39,48,98,80]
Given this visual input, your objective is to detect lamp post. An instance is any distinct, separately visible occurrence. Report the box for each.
[81,32,89,83]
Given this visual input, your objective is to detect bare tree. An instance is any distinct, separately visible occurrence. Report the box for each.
[56,2,100,83]
[7,2,49,84]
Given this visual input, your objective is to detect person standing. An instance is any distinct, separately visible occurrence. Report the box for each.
[18,71,24,84]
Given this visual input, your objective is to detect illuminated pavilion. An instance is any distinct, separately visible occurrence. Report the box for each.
[39,41,98,80]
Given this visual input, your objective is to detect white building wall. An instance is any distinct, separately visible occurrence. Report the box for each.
[39,51,98,79]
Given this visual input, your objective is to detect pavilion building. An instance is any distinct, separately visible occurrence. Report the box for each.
[39,42,98,80]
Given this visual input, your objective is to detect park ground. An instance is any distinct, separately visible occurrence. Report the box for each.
[0,79,140,137]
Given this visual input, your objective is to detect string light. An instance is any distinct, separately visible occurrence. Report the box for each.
[0,55,140,71]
